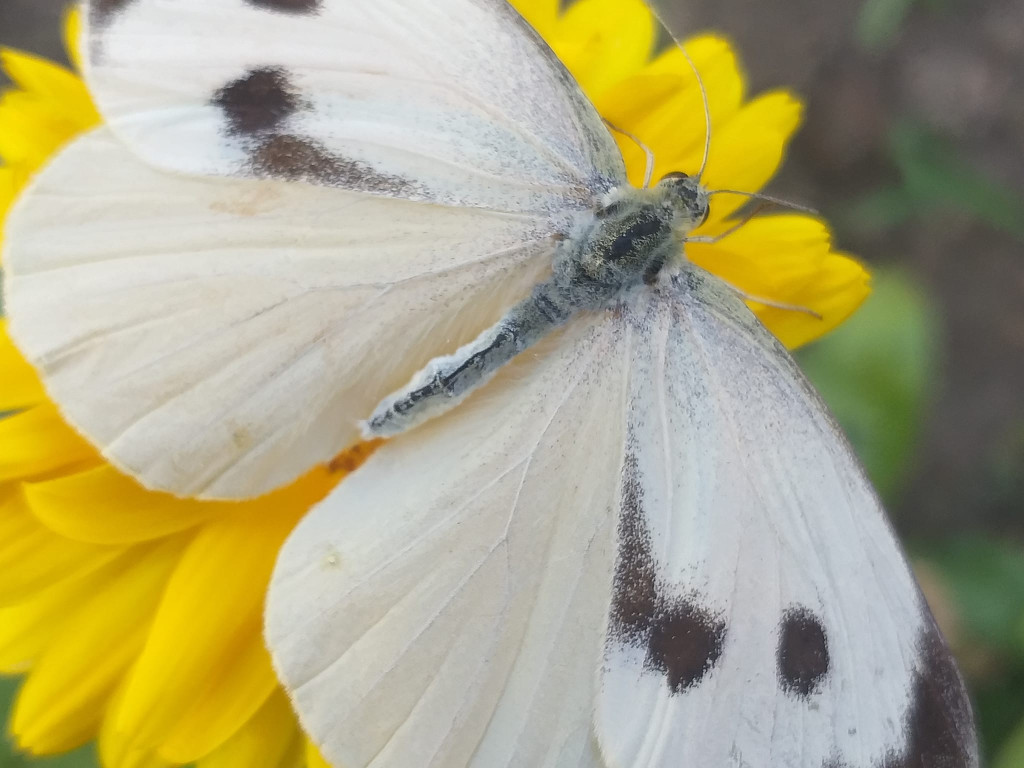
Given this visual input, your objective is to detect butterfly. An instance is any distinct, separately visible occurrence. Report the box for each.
[2,1,979,766]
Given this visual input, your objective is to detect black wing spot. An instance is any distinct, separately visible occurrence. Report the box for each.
[608,451,727,694]
[878,626,978,768]
[648,599,727,693]
[778,606,831,697]
[246,0,322,14]
[90,0,138,25]
[214,67,302,137]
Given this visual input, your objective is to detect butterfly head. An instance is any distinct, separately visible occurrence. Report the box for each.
[656,172,710,233]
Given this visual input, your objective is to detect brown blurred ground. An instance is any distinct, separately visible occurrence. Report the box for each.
[2,0,1022,537]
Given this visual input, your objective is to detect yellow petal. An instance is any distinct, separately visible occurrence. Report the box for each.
[0,166,23,235]
[195,690,301,768]
[0,403,99,484]
[63,7,87,75]
[0,555,116,673]
[0,484,123,605]
[0,49,96,120]
[510,0,560,39]
[596,35,746,185]
[672,90,804,222]
[754,252,871,348]
[100,682,175,768]
[110,474,329,761]
[690,214,833,294]
[0,319,46,410]
[305,740,333,768]
[24,465,216,545]
[554,0,656,95]
[11,538,186,755]
[689,214,871,348]
[0,94,71,167]
[156,633,279,762]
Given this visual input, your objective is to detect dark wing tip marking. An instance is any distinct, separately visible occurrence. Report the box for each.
[213,67,302,137]
[820,624,978,768]
[90,0,137,24]
[778,606,831,697]
[245,0,322,14]
[609,451,727,694]
[880,627,979,768]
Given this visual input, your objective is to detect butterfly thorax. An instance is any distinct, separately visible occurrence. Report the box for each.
[364,173,709,437]
[548,172,711,312]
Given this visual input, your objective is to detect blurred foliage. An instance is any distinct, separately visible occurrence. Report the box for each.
[856,0,953,51]
[799,268,938,502]
[857,0,917,50]
[0,679,98,768]
[845,121,1024,242]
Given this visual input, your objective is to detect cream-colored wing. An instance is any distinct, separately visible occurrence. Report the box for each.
[3,127,558,498]
[266,314,629,768]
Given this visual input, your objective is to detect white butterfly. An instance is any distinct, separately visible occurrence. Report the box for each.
[2,1,979,767]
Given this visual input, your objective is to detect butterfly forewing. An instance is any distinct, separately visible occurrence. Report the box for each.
[84,0,624,213]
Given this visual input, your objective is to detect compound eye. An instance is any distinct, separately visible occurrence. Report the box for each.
[660,171,690,182]
[699,205,711,226]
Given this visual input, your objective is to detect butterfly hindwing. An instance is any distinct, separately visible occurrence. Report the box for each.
[84,0,625,213]
[596,266,978,768]
[266,315,629,768]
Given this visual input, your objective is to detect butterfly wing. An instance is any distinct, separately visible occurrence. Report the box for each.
[595,266,978,768]
[4,0,626,498]
[84,0,623,212]
[267,264,977,768]
[266,315,629,768]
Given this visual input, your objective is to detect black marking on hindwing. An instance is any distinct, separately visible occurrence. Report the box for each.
[608,452,727,694]
[214,67,302,136]
[820,625,977,768]
[246,0,323,13]
[778,606,831,697]
[880,627,978,768]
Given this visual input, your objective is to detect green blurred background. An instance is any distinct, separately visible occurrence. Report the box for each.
[1,0,1022,765]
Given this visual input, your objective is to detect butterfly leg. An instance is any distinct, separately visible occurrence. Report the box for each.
[362,280,575,438]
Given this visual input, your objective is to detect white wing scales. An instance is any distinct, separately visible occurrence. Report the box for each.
[85,0,624,213]
[267,265,977,768]
[267,316,630,768]
[596,266,977,768]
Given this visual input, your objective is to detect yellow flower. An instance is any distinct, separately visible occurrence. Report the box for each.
[0,2,869,767]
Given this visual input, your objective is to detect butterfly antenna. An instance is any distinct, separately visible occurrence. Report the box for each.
[647,4,712,181]
[604,119,655,188]
[708,189,818,215]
